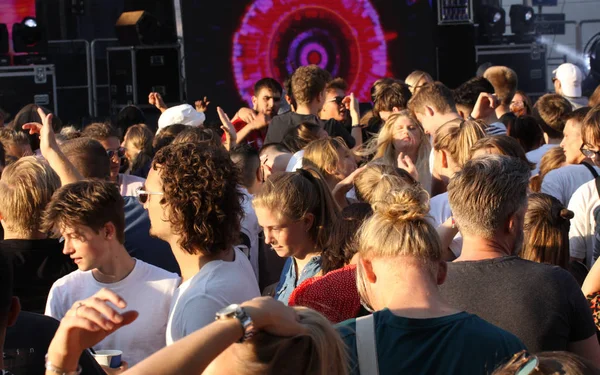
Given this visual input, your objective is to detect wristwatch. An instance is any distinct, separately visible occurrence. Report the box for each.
[215,304,255,343]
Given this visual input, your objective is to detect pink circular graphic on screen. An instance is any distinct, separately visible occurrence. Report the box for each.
[232,0,388,104]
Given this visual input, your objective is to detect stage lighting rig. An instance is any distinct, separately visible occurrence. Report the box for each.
[510,5,535,40]
[476,5,506,43]
[12,17,48,54]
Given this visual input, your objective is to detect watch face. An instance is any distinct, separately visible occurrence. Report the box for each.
[218,304,241,318]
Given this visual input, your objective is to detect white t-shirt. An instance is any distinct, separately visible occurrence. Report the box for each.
[541,164,600,206]
[429,192,462,257]
[240,187,260,280]
[119,174,145,197]
[45,259,180,365]
[568,179,600,268]
[165,248,260,345]
[286,150,304,172]
[526,144,557,176]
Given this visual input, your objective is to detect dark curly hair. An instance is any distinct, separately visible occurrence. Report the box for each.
[153,143,243,255]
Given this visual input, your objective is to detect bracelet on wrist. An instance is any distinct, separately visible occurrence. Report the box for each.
[45,354,82,375]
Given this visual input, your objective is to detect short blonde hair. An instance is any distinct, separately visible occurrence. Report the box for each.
[240,307,349,375]
[356,185,440,309]
[407,82,456,115]
[484,66,518,106]
[434,119,487,168]
[448,155,530,239]
[0,156,60,234]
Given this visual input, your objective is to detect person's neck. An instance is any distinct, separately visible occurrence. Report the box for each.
[2,228,47,241]
[293,247,320,277]
[92,244,136,284]
[295,102,320,117]
[245,182,259,196]
[495,105,509,119]
[170,238,234,283]
[374,264,459,318]
[455,234,513,262]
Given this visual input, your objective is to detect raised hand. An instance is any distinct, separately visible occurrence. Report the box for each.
[195,96,211,112]
[148,92,168,112]
[241,297,306,337]
[397,152,419,181]
[218,106,237,151]
[470,92,498,120]
[46,289,138,372]
[236,107,257,124]
[22,107,58,157]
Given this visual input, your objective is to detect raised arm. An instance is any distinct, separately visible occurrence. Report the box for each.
[23,108,83,185]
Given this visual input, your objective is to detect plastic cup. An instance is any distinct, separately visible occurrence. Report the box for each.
[92,350,122,368]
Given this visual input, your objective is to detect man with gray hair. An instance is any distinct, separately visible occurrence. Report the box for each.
[440,155,600,365]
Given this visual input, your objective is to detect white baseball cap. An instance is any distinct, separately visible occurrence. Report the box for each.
[553,63,583,98]
[157,104,205,134]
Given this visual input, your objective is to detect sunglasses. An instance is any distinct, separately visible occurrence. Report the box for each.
[581,146,600,160]
[106,147,126,160]
[327,96,344,106]
[135,187,164,204]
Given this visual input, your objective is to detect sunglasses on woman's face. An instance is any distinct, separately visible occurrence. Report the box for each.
[135,187,164,204]
[327,96,344,106]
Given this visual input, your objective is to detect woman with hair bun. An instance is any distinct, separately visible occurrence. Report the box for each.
[337,186,524,374]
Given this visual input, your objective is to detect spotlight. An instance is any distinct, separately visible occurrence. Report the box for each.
[477,5,506,42]
[510,5,535,35]
[12,17,47,54]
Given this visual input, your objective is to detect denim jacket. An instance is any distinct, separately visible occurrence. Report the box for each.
[275,256,322,305]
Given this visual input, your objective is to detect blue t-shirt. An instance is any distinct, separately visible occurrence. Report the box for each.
[336,309,525,375]
[123,197,180,275]
[275,256,321,305]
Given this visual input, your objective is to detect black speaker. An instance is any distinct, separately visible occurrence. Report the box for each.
[0,24,8,55]
[115,10,176,46]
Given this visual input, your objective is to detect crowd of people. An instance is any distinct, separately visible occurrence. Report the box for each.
[0,60,600,374]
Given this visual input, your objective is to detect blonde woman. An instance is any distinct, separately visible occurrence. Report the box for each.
[253,169,340,304]
[360,111,432,192]
[337,186,524,374]
[303,137,357,192]
[405,70,433,94]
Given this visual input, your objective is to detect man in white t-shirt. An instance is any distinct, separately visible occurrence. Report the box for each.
[542,107,597,206]
[43,180,179,366]
[141,143,260,345]
[526,94,573,175]
[569,107,600,267]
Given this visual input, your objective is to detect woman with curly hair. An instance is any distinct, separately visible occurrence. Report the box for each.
[253,168,340,304]
[142,143,260,345]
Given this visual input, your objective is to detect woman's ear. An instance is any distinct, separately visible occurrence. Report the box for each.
[302,213,315,233]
